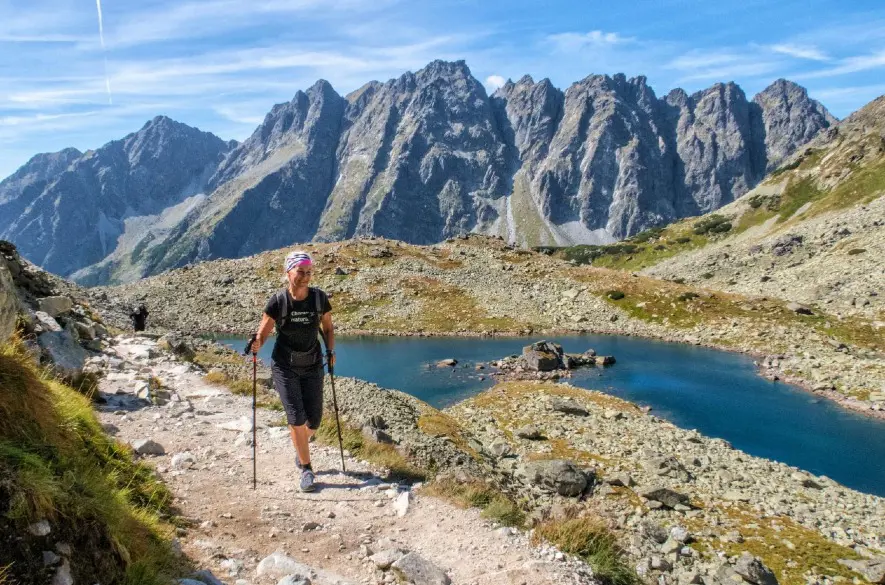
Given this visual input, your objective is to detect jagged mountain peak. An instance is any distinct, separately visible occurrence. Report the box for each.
[1,59,850,283]
[418,59,472,78]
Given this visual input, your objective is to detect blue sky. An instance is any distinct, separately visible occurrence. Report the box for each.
[1,0,884,180]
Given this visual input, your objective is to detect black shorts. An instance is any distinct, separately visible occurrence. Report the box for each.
[271,361,324,429]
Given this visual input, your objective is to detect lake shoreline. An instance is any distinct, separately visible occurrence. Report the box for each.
[206,324,885,421]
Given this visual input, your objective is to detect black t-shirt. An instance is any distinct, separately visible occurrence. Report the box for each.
[264,288,332,367]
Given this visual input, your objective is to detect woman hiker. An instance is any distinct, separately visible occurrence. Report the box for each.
[249,250,335,492]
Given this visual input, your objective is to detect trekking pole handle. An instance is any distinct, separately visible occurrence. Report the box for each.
[244,334,257,356]
[326,349,334,375]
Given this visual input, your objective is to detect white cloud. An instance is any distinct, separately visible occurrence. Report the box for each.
[98,0,401,49]
[666,50,781,83]
[485,75,506,91]
[547,30,633,53]
[768,43,829,61]
[797,49,885,79]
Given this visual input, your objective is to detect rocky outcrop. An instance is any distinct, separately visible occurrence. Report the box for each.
[752,79,838,171]
[0,116,232,277]
[0,255,18,342]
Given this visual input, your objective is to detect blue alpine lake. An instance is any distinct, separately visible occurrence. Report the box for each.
[216,334,885,496]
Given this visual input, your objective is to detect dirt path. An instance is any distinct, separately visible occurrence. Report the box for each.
[94,334,594,585]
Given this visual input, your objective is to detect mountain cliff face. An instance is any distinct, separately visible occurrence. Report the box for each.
[0,117,232,277]
[753,79,838,172]
[0,61,838,283]
[0,148,82,230]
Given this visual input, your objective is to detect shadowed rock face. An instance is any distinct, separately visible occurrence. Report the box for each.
[0,117,231,277]
[0,148,82,230]
[0,61,837,282]
[315,60,511,244]
[495,75,835,239]
[753,79,838,172]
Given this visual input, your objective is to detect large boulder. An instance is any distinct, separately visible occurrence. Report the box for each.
[838,559,885,584]
[518,459,590,497]
[37,296,73,317]
[37,330,86,378]
[0,259,18,343]
[550,398,588,416]
[734,553,778,585]
[522,340,565,371]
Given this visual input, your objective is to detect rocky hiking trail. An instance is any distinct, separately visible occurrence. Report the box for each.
[94,334,593,585]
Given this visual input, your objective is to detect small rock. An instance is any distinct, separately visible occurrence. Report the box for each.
[171,452,196,470]
[43,550,61,566]
[218,416,253,433]
[256,552,313,578]
[277,576,311,585]
[638,486,690,509]
[392,552,451,585]
[131,439,165,456]
[370,549,408,570]
[786,302,813,315]
[393,491,412,517]
[436,359,458,367]
[606,473,634,487]
[52,560,74,585]
[514,425,544,440]
[28,520,51,536]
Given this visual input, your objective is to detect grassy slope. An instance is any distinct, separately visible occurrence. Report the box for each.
[0,339,184,585]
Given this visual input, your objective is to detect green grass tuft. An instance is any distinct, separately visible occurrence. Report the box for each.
[533,518,641,585]
[315,414,426,482]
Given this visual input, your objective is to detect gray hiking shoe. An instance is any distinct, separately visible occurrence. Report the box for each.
[300,469,316,492]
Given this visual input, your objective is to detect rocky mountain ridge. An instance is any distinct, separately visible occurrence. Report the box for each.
[0,116,233,279]
[0,61,836,283]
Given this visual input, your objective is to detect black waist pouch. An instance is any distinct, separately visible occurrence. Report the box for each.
[289,349,320,368]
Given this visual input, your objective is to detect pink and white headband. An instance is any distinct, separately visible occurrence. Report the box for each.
[285,250,312,273]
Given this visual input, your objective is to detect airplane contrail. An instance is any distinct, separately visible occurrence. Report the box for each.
[95,0,112,104]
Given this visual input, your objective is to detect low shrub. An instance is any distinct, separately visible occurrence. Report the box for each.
[675,236,692,244]
[693,214,732,235]
[630,227,664,243]
[606,290,626,300]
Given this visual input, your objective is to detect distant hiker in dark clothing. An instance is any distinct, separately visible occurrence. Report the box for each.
[129,304,149,332]
[249,250,335,492]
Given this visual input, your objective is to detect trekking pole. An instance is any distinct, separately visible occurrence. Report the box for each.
[243,334,258,490]
[327,354,346,473]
